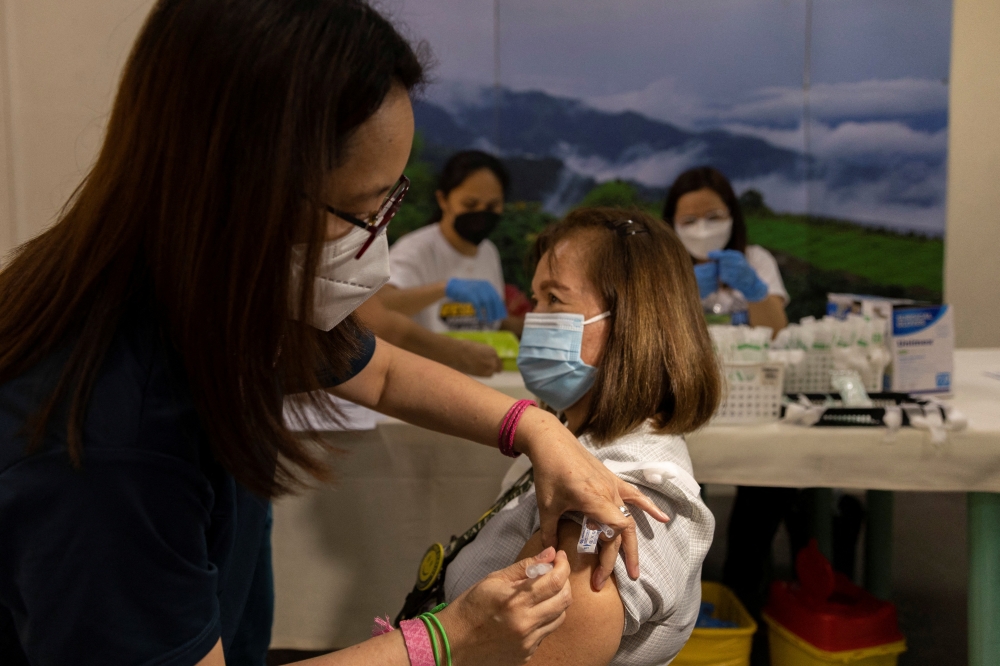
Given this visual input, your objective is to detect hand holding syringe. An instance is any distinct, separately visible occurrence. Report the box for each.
[525,562,554,578]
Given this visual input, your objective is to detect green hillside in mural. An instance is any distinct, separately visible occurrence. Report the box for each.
[744,215,943,294]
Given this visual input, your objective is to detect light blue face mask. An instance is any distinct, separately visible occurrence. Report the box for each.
[516,311,612,411]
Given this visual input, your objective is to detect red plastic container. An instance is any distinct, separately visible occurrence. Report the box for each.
[764,540,904,652]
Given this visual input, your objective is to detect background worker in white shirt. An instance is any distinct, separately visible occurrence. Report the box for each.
[664,166,798,665]
[663,166,788,333]
[378,151,523,334]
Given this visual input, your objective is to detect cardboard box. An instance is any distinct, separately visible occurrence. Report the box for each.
[826,293,919,320]
[889,304,953,394]
[827,294,954,395]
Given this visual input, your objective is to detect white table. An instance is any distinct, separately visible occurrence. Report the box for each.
[688,350,1000,492]
[271,350,1000,662]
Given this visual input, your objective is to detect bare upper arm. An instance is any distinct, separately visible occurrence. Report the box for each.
[326,335,393,408]
[356,297,409,347]
[515,520,624,666]
[196,639,225,666]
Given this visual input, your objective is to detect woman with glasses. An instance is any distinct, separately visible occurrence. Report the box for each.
[663,166,789,332]
[0,2,668,665]
[378,151,516,334]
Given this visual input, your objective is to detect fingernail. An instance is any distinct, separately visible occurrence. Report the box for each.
[592,569,604,591]
[536,546,555,560]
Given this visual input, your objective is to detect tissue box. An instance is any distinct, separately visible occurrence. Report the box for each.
[827,295,953,394]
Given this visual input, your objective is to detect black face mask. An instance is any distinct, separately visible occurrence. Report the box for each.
[453,210,501,246]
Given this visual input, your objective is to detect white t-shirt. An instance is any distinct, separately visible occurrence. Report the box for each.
[703,244,789,313]
[388,223,505,333]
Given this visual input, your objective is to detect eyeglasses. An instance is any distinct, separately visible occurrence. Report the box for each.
[326,175,410,259]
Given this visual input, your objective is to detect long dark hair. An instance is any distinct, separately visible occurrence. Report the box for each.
[662,166,747,253]
[529,208,721,442]
[430,150,509,222]
[0,0,424,497]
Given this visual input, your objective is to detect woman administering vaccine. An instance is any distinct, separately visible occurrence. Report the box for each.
[663,167,788,332]
[378,151,519,334]
[0,2,666,665]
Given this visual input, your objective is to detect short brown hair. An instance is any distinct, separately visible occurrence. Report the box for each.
[529,207,721,442]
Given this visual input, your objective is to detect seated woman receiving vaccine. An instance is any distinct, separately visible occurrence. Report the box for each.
[425,208,723,665]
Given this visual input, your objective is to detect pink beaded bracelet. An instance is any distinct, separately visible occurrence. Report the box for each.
[399,617,436,666]
[499,399,537,458]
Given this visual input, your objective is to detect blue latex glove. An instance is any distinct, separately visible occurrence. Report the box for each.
[446,278,508,323]
[709,250,769,303]
[693,261,719,299]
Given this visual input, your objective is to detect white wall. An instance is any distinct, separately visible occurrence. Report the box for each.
[0,0,996,346]
[0,0,153,254]
[944,0,1000,348]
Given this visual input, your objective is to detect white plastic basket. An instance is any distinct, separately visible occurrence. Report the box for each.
[713,362,785,424]
[782,350,834,393]
[781,350,884,394]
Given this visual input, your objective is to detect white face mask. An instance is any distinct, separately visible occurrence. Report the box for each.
[289,226,391,331]
[674,217,733,260]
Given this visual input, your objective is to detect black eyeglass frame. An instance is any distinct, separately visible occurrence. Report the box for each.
[326,175,410,259]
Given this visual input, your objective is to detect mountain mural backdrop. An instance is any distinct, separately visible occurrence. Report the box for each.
[390,0,951,318]
[413,83,945,238]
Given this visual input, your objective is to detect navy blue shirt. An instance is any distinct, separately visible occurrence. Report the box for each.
[0,311,376,665]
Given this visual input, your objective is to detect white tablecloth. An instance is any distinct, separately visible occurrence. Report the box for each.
[271,349,1000,650]
[688,349,1000,491]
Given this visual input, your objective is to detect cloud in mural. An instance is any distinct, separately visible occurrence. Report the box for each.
[721,78,949,127]
[588,77,949,130]
[553,142,706,189]
[722,120,948,157]
[733,172,947,236]
[413,77,947,233]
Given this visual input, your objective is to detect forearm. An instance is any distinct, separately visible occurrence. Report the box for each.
[197,634,411,666]
[376,343,524,445]
[377,283,447,316]
[357,297,454,364]
[291,632,410,666]
[748,294,788,334]
[395,320,468,368]
[500,315,525,338]
[331,339,554,450]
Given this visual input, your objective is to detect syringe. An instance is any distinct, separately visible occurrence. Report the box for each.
[577,517,615,554]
